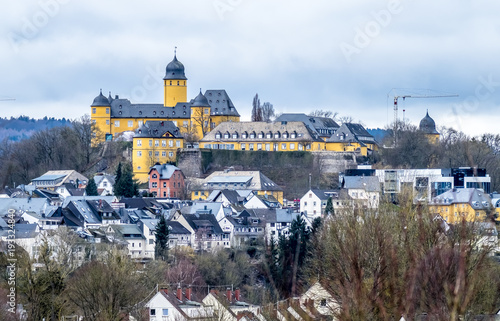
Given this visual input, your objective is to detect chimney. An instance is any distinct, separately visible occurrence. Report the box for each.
[160,287,168,294]
[235,288,240,301]
[186,287,192,301]
[177,286,182,301]
[226,288,232,302]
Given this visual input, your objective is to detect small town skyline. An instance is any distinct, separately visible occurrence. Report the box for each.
[2,1,500,136]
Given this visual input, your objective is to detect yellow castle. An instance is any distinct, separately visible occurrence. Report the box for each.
[90,52,241,142]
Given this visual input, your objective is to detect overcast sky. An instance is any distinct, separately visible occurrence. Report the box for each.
[1,0,499,136]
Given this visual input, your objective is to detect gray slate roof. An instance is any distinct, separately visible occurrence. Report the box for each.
[342,176,381,192]
[205,90,240,117]
[149,164,183,179]
[201,121,324,143]
[134,120,183,138]
[275,113,339,137]
[432,188,491,210]
[106,90,239,119]
[94,174,115,186]
[327,122,375,145]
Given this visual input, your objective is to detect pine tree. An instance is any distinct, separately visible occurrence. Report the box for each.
[113,163,138,197]
[155,215,169,261]
[85,177,98,196]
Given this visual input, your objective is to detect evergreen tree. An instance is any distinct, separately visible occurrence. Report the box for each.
[85,177,98,196]
[113,163,138,197]
[155,215,169,261]
[270,215,311,298]
[115,162,122,184]
[325,196,334,216]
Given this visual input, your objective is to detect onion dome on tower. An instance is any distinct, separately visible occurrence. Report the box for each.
[191,89,210,107]
[91,89,110,107]
[419,111,439,135]
[163,53,187,80]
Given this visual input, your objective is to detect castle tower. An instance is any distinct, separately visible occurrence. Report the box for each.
[419,111,440,144]
[90,89,111,142]
[190,89,211,139]
[163,51,187,107]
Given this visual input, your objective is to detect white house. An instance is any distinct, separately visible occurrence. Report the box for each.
[341,176,380,209]
[94,174,115,196]
[145,288,214,321]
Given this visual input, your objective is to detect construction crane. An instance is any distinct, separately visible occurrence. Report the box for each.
[388,88,458,144]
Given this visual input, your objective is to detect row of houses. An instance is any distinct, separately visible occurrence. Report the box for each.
[145,282,336,321]
[0,191,310,262]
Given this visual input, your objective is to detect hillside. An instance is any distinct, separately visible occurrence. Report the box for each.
[0,116,71,141]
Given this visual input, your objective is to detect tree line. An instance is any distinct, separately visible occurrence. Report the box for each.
[0,115,128,189]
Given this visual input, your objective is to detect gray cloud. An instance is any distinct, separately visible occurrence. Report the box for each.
[1,0,499,135]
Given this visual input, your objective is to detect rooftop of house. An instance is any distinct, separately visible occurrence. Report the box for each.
[134,120,183,138]
[149,164,183,180]
[201,121,324,143]
[431,188,492,209]
[342,176,381,192]
[197,170,282,192]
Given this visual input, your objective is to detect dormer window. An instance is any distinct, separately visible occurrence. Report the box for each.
[172,111,175,115]
[153,111,156,115]
[215,132,222,139]
[139,111,142,115]
[224,132,230,139]
[258,132,264,139]
[242,132,247,139]
[161,111,164,115]
[291,132,296,139]
[250,132,256,139]
[232,132,238,139]
[266,132,272,139]
[283,132,288,139]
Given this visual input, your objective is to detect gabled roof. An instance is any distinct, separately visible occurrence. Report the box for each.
[134,120,183,138]
[31,170,88,187]
[182,213,224,234]
[327,122,375,145]
[67,200,101,224]
[308,189,339,201]
[275,113,339,136]
[149,164,183,179]
[205,89,240,117]
[94,174,115,186]
[109,98,190,119]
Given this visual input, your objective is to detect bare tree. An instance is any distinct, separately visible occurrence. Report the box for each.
[309,194,499,321]
[308,109,338,119]
[261,102,275,122]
